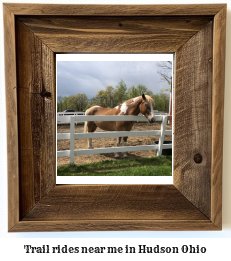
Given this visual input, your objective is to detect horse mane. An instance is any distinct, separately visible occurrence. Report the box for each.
[144,94,155,106]
[116,95,154,113]
[125,97,138,106]
[124,94,154,106]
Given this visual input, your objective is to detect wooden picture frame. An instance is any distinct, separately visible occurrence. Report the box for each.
[4,3,226,232]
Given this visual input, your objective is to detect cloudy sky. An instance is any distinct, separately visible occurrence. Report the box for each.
[56,54,173,99]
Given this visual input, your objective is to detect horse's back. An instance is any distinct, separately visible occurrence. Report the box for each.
[86,106,118,131]
[86,106,118,116]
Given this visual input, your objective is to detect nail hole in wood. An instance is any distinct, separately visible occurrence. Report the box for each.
[194,153,203,164]
[40,90,52,99]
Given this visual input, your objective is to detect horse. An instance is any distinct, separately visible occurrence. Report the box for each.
[83,94,155,157]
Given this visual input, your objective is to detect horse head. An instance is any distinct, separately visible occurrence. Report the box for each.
[139,94,155,123]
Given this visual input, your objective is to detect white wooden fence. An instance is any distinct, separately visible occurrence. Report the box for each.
[57,115,172,164]
[57,111,85,116]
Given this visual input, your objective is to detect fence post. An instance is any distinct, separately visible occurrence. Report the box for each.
[70,116,75,164]
[157,115,167,157]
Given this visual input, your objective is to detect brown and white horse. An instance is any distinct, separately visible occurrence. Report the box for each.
[83,94,155,157]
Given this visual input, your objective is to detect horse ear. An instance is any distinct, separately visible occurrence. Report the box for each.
[142,93,146,101]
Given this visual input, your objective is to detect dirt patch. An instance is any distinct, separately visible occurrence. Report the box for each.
[57,122,172,167]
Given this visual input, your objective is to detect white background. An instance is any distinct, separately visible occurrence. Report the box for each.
[0,0,231,260]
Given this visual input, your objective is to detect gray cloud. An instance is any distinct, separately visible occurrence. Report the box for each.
[57,61,171,98]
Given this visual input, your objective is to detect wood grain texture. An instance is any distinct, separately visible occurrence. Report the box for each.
[3,4,20,231]
[3,3,225,16]
[16,20,56,219]
[11,220,218,232]
[18,16,213,53]
[14,185,218,232]
[211,5,226,228]
[4,3,226,231]
[174,22,213,218]
[22,185,207,221]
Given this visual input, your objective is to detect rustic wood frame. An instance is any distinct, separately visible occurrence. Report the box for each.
[4,4,226,232]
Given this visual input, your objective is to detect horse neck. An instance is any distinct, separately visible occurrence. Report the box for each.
[126,97,142,115]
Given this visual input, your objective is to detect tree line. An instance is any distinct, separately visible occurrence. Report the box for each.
[57,79,170,113]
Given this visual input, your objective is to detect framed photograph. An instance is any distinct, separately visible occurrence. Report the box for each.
[56,53,173,185]
[4,3,226,231]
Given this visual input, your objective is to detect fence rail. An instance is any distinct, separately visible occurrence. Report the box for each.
[57,115,172,164]
[57,111,85,116]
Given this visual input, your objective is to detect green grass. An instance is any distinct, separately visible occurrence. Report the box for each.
[57,156,172,176]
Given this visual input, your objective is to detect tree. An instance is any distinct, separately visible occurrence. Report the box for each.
[157,61,172,106]
[62,96,68,111]
[94,90,107,107]
[57,79,157,112]
[76,93,88,111]
[105,85,116,107]
[153,90,170,113]
[65,94,88,111]
[157,61,172,86]
[57,95,63,112]
[67,95,78,111]
[85,97,98,110]
[145,90,154,97]
[126,85,139,99]
[115,79,127,104]
[136,84,148,96]
[126,84,154,101]
[136,84,154,98]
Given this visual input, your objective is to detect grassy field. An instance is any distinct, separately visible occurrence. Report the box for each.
[57,156,172,176]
